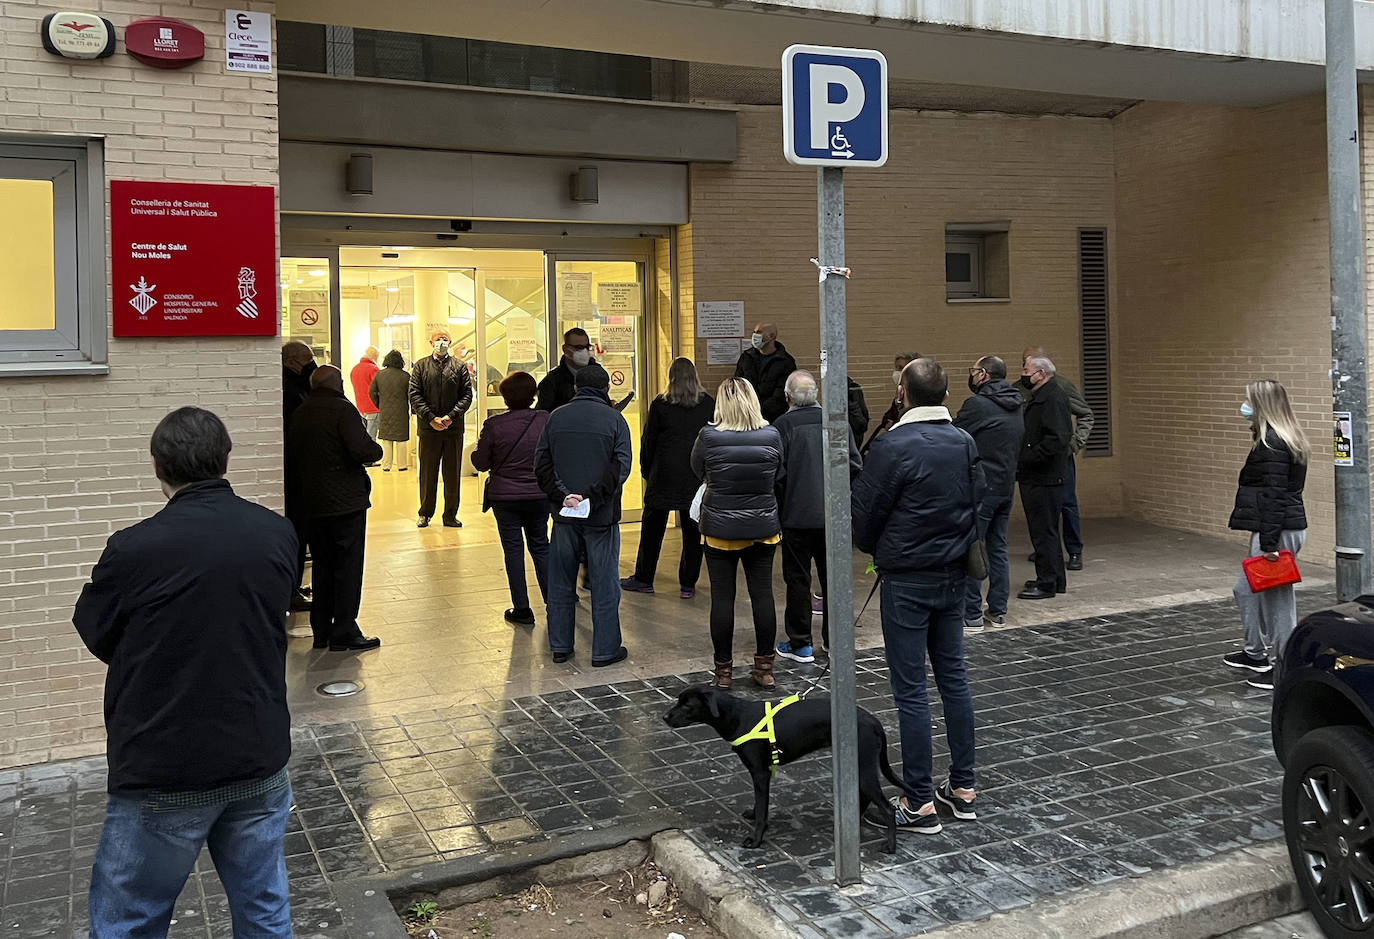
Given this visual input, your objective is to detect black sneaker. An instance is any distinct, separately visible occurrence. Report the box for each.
[592,646,629,668]
[1223,651,1270,673]
[934,780,977,820]
[1246,667,1275,690]
[890,796,942,834]
[504,608,535,626]
[552,651,572,664]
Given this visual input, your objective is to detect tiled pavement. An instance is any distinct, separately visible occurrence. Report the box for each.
[0,592,1330,938]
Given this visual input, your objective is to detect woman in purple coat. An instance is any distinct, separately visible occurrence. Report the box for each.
[472,372,550,626]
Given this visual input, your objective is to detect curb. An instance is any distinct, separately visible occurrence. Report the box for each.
[652,830,800,939]
[925,841,1301,939]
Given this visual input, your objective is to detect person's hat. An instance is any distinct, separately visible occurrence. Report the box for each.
[431,329,451,342]
[575,362,610,389]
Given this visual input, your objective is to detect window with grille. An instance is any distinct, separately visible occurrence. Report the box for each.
[1078,228,1111,455]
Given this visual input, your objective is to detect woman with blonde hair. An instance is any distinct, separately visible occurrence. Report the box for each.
[621,358,715,598]
[691,378,784,688]
[1224,379,1310,690]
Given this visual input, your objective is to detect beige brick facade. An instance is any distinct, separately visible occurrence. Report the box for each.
[0,0,280,768]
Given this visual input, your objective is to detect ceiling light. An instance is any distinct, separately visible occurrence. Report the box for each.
[385,286,399,293]
[382,314,416,325]
[308,269,326,277]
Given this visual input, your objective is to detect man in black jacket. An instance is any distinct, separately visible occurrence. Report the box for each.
[75,407,297,936]
[775,371,861,661]
[282,340,316,611]
[289,366,384,651]
[537,327,594,412]
[852,358,982,834]
[409,329,474,528]
[534,363,632,667]
[955,355,1024,629]
[1016,355,1073,600]
[734,323,798,423]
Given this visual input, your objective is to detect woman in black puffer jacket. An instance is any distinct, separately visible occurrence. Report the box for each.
[691,378,783,690]
[1225,379,1309,690]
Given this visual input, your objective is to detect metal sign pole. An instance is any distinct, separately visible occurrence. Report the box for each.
[1325,0,1373,600]
[818,165,860,885]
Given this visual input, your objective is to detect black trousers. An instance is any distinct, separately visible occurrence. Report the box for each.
[307,509,368,645]
[633,507,703,590]
[491,499,550,611]
[418,432,460,521]
[704,542,777,662]
[289,511,309,590]
[782,527,828,650]
[1021,482,1067,592]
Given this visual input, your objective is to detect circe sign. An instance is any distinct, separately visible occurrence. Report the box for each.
[41,12,115,59]
[610,370,626,387]
[299,307,319,326]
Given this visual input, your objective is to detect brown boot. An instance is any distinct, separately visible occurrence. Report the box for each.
[751,654,776,689]
[713,660,733,689]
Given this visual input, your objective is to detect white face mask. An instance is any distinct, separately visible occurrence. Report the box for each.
[751,333,765,350]
[892,370,903,386]
[433,340,450,356]
[569,348,591,369]
[1240,401,1254,420]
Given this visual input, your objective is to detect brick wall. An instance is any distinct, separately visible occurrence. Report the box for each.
[0,0,280,768]
[679,107,1122,512]
[1113,97,1336,558]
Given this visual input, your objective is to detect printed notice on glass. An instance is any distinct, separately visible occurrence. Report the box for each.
[506,313,537,363]
[225,10,272,73]
[558,272,593,317]
[597,282,642,315]
[1335,410,1355,467]
[600,322,635,354]
[696,300,746,338]
[707,338,746,366]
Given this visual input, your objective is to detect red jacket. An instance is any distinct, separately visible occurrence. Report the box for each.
[350,358,380,414]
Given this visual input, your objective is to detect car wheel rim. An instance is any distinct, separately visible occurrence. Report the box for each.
[1298,765,1374,929]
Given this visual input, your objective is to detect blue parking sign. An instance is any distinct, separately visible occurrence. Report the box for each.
[782,44,888,168]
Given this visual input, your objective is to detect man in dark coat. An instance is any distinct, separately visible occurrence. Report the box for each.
[534,363,632,667]
[288,366,384,651]
[408,329,473,528]
[74,407,298,935]
[734,323,798,423]
[1016,355,1073,600]
[537,327,594,412]
[775,371,861,661]
[955,355,1025,628]
[1019,346,1095,570]
[281,341,316,611]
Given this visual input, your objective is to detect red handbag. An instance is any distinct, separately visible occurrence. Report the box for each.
[1242,550,1302,592]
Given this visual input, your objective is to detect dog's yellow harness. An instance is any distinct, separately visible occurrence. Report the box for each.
[729,694,800,777]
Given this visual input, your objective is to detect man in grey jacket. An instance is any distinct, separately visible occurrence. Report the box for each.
[534,363,632,667]
[1019,346,1094,570]
[955,356,1024,630]
[773,371,861,662]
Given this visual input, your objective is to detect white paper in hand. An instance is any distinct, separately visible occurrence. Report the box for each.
[559,498,591,519]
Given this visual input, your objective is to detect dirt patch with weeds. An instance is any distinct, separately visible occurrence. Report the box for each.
[403,858,722,939]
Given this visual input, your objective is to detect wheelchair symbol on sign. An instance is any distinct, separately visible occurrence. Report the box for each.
[830,126,854,158]
[610,370,626,387]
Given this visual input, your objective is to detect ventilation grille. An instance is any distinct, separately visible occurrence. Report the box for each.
[1078,229,1111,456]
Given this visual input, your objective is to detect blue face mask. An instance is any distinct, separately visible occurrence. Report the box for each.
[1240,402,1254,420]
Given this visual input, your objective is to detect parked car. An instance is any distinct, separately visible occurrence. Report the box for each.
[1273,598,1374,938]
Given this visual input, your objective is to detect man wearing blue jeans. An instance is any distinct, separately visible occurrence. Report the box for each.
[74,407,298,937]
[955,356,1024,630]
[853,358,982,833]
[534,362,632,666]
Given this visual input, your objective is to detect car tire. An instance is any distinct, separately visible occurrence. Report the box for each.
[1283,725,1374,937]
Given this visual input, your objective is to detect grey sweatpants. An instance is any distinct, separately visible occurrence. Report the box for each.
[1234,529,1306,663]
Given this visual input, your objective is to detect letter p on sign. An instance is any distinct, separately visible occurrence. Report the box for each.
[783,45,888,168]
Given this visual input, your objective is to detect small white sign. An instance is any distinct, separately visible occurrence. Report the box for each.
[600,322,635,354]
[706,338,747,366]
[506,312,538,364]
[696,300,746,339]
[558,272,593,318]
[225,9,272,74]
[597,282,642,315]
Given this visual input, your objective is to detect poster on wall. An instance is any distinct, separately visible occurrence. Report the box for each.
[111,180,277,337]
[1335,411,1355,467]
[558,272,593,317]
[597,281,642,315]
[707,338,747,365]
[696,301,746,338]
[225,9,272,74]
[289,290,327,331]
[600,322,635,355]
[507,313,538,363]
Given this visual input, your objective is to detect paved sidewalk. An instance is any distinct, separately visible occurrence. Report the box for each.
[1219,911,1319,937]
[0,590,1331,938]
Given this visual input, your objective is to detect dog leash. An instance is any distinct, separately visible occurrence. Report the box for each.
[796,574,882,700]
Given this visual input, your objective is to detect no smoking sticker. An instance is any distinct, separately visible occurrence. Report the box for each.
[300,307,319,326]
[610,370,626,386]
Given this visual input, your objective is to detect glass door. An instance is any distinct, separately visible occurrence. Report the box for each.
[280,255,334,366]
[548,257,649,516]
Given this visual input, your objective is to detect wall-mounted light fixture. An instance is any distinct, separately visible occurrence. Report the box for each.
[569,165,599,204]
[346,152,373,196]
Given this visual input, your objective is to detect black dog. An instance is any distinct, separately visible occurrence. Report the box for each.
[664,684,901,852]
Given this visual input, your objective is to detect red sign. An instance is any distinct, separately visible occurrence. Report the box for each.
[125,17,205,68]
[111,180,277,338]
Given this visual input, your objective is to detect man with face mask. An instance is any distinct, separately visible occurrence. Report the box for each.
[1016,355,1073,600]
[1018,346,1094,571]
[537,327,595,412]
[954,356,1025,629]
[408,330,474,528]
[734,323,798,423]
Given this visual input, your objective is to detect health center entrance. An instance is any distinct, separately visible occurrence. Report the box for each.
[279,245,658,539]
